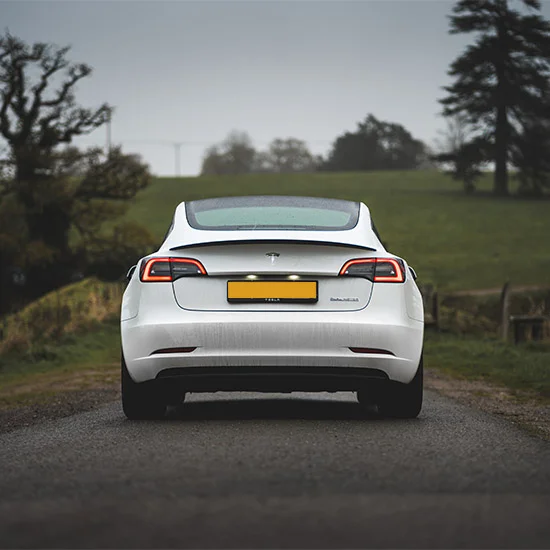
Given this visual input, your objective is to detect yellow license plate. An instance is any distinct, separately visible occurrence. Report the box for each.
[227,280,318,303]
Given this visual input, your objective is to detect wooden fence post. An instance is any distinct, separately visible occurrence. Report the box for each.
[499,282,511,341]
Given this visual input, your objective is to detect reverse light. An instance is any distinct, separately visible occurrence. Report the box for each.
[339,258,405,283]
[140,257,207,282]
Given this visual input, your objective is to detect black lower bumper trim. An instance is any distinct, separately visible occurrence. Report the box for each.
[155,366,388,392]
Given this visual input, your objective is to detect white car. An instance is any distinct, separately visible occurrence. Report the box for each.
[121,196,424,419]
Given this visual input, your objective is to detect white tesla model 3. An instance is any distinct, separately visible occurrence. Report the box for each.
[121,196,424,419]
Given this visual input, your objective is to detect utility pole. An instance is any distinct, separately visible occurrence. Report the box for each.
[174,142,182,176]
[106,110,112,156]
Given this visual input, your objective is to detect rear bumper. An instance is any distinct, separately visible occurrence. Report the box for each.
[121,308,423,386]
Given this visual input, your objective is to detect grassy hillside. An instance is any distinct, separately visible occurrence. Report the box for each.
[125,171,550,291]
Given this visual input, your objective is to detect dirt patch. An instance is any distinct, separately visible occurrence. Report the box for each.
[0,387,119,435]
[0,364,119,435]
[425,368,550,440]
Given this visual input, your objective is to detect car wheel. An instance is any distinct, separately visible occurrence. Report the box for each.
[376,355,423,419]
[121,355,167,420]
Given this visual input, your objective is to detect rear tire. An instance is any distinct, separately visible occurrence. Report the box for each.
[121,355,167,420]
[373,355,423,419]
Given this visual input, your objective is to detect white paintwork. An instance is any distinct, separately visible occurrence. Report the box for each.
[121,198,424,388]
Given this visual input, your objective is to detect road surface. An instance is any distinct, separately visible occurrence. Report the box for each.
[1,390,549,548]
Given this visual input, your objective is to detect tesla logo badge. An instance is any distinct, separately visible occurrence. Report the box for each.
[265,252,280,264]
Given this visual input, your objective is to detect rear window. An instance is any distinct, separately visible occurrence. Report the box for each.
[185,196,360,231]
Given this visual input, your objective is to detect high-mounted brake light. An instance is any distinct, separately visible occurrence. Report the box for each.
[140,257,207,282]
[339,258,405,283]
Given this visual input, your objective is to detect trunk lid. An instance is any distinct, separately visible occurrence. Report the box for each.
[171,242,374,312]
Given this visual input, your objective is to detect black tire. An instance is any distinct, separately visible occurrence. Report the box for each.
[376,355,423,419]
[121,355,167,420]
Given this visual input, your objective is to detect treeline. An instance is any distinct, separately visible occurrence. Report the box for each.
[200,115,430,176]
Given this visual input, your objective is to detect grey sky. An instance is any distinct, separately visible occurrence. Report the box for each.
[3,0,550,175]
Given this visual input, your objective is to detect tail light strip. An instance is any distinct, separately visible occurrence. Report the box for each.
[141,257,207,282]
[339,258,405,283]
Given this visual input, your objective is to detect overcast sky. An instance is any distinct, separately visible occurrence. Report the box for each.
[3,0,550,176]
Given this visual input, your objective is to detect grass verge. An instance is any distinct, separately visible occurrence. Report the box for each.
[0,318,120,409]
[424,330,550,402]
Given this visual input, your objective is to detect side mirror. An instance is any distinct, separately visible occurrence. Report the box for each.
[409,267,418,281]
[126,265,137,282]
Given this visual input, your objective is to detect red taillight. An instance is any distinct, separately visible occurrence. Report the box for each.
[339,258,405,283]
[140,257,207,282]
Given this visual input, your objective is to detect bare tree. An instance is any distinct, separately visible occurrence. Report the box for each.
[433,115,471,158]
[0,32,152,307]
[433,116,489,194]
[0,32,111,183]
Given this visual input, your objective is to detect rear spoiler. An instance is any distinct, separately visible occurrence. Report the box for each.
[169,239,377,252]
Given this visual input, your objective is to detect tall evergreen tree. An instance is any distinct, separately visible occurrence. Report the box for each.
[440,0,550,196]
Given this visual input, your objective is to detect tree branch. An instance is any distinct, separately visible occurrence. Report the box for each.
[25,46,70,138]
[0,86,16,141]
[42,63,91,108]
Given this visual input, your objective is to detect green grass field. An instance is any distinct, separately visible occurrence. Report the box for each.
[125,171,550,291]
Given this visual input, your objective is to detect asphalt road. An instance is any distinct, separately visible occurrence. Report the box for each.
[1,390,550,549]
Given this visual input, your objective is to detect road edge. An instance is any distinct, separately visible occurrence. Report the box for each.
[425,367,550,441]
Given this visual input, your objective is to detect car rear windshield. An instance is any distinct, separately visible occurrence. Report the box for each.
[185,196,360,231]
